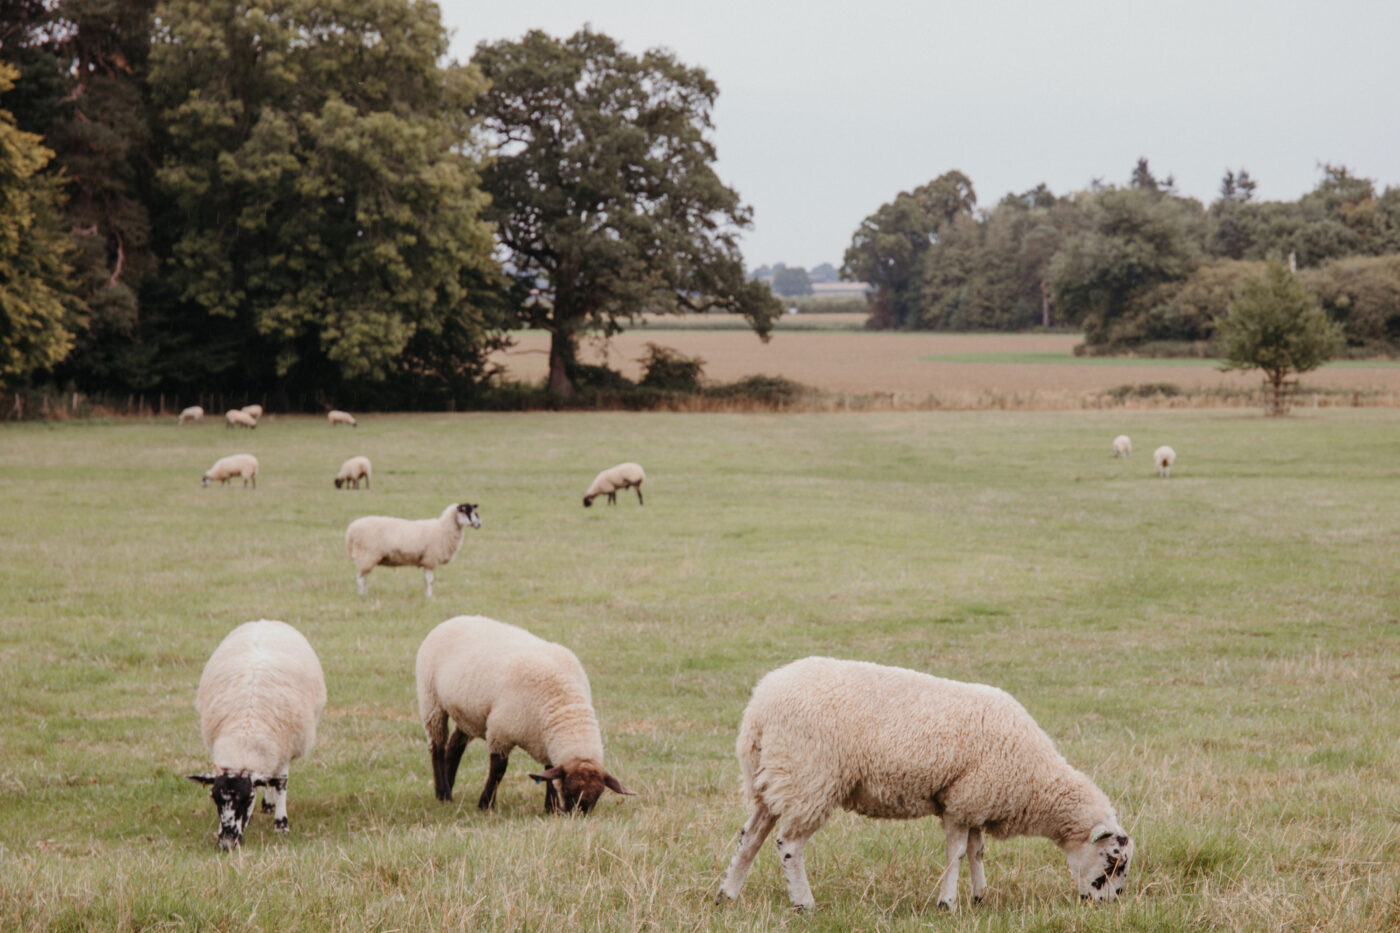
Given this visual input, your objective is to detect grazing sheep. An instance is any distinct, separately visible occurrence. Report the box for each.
[582,462,645,507]
[1112,435,1132,458]
[334,455,372,490]
[240,404,263,420]
[177,406,204,426]
[345,502,480,597]
[1154,445,1176,478]
[716,657,1133,912]
[328,409,357,427]
[186,619,326,850]
[225,409,257,429]
[415,615,634,814]
[202,453,259,489]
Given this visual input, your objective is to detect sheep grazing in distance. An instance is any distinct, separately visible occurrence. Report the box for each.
[716,657,1133,912]
[177,406,204,426]
[345,502,480,597]
[187,620,326,850]
[1154,445,1176,478]
[334,456,372,490]
[202,453,259,489]
[328,409,357,427]
[583,462,645,507]
[415,615,634,814]
[1112,435,1132,458]
[240,404,263,420]
[225,409,257,429]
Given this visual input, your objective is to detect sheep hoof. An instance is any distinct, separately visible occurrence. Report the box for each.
[937,900,954,912]
[273,818,289,834]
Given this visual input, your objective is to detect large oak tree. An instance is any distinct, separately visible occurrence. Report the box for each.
[470,28,779,397]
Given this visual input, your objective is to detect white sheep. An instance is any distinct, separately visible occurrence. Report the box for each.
[582,462,645,507]
[1154,445,1176,478]
[1112,435,1132,458]
[345,502,480,597]
[225,409,257,429]
[716,657,1133,912]
[186,619,326,850]
[177,406,204,426]
[334,455,372,490]
[240,404,263,420]
[415,615,634,814]
[202,453,259,489]
[328,409,357,427]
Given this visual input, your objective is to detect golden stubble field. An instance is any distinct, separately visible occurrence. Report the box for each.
[490,326,1400,399]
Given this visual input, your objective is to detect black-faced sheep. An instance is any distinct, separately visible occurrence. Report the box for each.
[328,410,357,427]
[186,620,326,850]
[345,502,480,597]
[415,615,634,814]
[334,456,371,489]
[716,657,1133,912]
[583,462,645,507]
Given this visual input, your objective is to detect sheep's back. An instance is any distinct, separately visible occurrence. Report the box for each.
[346,515,439,565]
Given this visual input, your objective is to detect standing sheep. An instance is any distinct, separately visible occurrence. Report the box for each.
[415,615,634,814]
[716,657,1133,912]
[186,620,326,850]
[202,453,259,489]
[1112,435,1132,458]
[345,502,480,597]
[583,462,645,507]
[225,409,257,429]
[240,404,263,420]
[177,406,204,426]
[334,456,372,490]
[1154,445,1176,478]
[328,409,357,427]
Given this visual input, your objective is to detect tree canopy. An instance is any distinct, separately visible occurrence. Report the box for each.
[470,28,780,397]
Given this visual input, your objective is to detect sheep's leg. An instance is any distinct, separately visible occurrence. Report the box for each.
[635,484,643,505]
[423,569,434,598]
[442,728,469,800]
[271,773,290,832]
[777,829,817,910]
[260,781,277,813]
[477,752,509,810]
[716,804,778,903]
[937,820,970,910]
[543,779,560,813]
[607,491,616,505]
[425,710,454,801]
[355,570,369,596]
[968,827,987,903]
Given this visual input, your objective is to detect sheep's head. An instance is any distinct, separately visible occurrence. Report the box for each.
[1065,822,1133,902]
[529,760,635,814]
[335,478,345,489]
[187,770,273,850]
[455,503,481,529]
[582,495,595,507]
[200,475,212,487]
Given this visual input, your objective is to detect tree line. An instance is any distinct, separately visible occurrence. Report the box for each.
[843,160,1400,355]
[0,2,778,407]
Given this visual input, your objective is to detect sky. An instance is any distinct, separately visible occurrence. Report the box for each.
[437,0,1400,271]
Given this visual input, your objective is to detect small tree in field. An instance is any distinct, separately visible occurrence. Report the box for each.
[1217,261,1341,415]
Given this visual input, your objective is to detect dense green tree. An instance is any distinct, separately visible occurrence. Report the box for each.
[0,63,77,387]
[1302,254,1400,352]
[1049,187,1207,348]
[771,265,812,297]
[809,262,838,283]
[842,170,975,328]
[148,0,500,399]
[470,28,780,398]
[1218,261,1341,414]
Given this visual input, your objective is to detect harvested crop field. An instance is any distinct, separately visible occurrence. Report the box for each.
[491,327,1400,402]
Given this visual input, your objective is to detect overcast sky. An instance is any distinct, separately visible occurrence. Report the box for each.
[438,0,1399,271]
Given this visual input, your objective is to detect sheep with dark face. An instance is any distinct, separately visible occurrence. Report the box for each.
[717,658,1133,912]
[186,620,326,850]
[583,462,644,507]
[415,615,634,815]
[345,502,480,597]
[334,455,371,489]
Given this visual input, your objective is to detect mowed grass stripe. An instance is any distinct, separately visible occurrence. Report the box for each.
[1,409,1398,931]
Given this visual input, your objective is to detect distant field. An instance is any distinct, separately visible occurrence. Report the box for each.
[3,409,1399,930]
[493,329,1400,400]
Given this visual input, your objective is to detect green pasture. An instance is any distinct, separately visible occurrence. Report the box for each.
[1,409,1398,931]
[921,351,1400,368]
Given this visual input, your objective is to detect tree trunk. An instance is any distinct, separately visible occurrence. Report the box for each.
[547,328,576,398]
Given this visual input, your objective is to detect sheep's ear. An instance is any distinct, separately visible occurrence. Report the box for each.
[529,766,565,784]
[603,773,635,797]
[1090,823,1116,844]
[187,773,217,785]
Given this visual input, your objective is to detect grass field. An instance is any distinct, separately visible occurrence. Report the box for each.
[492,330,1400,400]
[2,409,1399,931]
